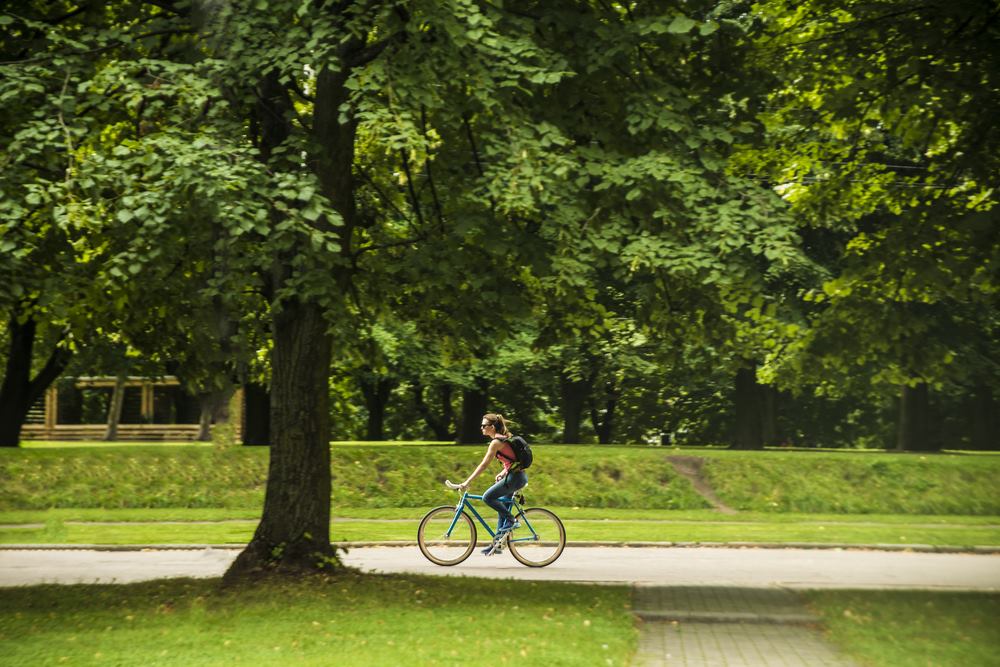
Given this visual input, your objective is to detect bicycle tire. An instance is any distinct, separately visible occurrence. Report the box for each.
[506,507,566,567]
[417,505,477,566]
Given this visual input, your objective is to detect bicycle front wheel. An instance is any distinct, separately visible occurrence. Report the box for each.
[507,507,566,567]
[417,506,477,566]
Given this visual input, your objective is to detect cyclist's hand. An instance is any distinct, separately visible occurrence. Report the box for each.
[458,481,469,492]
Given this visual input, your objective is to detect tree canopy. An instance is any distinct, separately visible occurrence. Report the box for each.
[1,0,996,576]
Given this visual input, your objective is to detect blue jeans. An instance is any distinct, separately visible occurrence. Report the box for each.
[482,471,528,531]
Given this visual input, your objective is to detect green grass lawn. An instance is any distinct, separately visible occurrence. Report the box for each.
[1,508,997,547]
[0,574,635,667]
[808,590,1000,667]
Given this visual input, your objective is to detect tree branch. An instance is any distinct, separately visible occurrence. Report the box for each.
[356,166,411,223]
[352,233,428,258]
[0,28,195,66]
[420,106,445,231]
[461,113,499,218]
[399,149,426,228]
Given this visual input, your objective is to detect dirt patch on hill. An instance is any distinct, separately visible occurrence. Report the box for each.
[667,455,737,514]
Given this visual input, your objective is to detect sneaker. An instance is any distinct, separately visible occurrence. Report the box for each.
[497,520,520,535]
[481,539,505,556]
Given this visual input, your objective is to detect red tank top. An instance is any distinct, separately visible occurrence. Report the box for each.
[495,440,517,471]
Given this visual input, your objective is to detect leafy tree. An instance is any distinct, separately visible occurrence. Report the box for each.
[0,2,182,445]
[745,0,1000,450]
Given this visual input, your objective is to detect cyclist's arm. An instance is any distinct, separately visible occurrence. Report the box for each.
[459,439,502,490]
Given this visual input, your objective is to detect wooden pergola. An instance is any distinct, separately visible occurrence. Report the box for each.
[21,376,243,441]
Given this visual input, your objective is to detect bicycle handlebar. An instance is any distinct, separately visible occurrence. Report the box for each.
[444,480,463,490]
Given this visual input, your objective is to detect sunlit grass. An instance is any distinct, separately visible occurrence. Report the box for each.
[4,506,1000,525]
[2,510,996,547]
[808,590,1000,667]
[0,574,635,667]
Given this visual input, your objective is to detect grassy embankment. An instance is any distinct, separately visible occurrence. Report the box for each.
[1,443,997,547]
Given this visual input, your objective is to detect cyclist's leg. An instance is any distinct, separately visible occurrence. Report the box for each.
[480,479,509,555]
[482,477,513,532]
[483,472,528,532]
[504,472,528,530]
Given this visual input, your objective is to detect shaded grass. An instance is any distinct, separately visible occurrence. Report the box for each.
[808,590,1000,667]
[2,444,998,515]
[0,574,635,667]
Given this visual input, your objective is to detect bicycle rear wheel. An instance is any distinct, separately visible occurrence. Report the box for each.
[507,507,566,567]
[417,506,477,566]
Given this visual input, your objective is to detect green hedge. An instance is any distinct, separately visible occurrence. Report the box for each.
[1,445,997,515]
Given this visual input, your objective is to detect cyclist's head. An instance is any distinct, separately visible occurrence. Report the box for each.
[482,413,510,437]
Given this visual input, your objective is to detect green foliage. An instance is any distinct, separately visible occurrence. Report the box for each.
[1,0,997,457]
[742,0,1000,407]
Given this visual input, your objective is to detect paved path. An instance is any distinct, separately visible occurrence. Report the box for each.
[2,545,999,588]
[4,546,997,666]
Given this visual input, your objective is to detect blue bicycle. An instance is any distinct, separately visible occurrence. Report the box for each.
[417,480,566,567]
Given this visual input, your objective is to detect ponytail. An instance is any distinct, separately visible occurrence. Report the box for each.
[483,412,511,437]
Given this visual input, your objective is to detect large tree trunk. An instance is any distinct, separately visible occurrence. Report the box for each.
[225,299,336,580]
[731,365,764,450]
[760,385,780,446]
[896,382,937,451]
[412,381,454,440]
[560,373,590,444]
[457,380,489,443]
[225,53,363,578]
[196,386,235,441]
[968,386,998,450]
[0,315,72,447]
[359,374,394,441]
[103,374,127,441]
[242,381,271,446]
[590,380,619,444]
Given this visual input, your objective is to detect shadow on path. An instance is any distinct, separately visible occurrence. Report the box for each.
[633,585,857,666]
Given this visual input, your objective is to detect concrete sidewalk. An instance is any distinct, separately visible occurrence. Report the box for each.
[2,545,999,588]
[633,586,858,666]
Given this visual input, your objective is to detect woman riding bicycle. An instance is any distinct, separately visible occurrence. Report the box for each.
[457,413,527,555]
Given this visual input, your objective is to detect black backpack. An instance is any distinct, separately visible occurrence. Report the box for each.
[505,435,533,470]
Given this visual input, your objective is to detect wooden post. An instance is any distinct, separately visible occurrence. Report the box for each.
[45,385,58,438]
[141,382,154,423]
[232,387,244,440]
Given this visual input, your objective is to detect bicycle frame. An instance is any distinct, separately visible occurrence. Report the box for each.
[447,491,539,545]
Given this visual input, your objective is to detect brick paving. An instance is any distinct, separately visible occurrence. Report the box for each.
[632,586,858,667]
